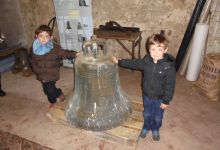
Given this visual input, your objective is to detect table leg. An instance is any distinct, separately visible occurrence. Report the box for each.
[138,36,142,59]
[132,41,135,60]
[0,74,6,96]
[116,39,133,57]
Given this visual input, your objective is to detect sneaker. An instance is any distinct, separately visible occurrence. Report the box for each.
[57,94,65,102]
[152,130,160,141]
[139,128,148,138]
[0,89,6,97]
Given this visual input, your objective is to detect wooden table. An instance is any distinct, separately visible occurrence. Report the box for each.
[0,45,23,94]
[0,45,22,57]
[94,29,142,59]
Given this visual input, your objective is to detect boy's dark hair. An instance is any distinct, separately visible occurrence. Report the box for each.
[35,25,52,36]
[145,34,168,53]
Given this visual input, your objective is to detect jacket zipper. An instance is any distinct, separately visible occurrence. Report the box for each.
[149,63,156,96]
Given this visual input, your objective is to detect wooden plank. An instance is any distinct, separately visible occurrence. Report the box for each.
[94,29,142,41]
[46,101,143,147]
[132,100,144,112]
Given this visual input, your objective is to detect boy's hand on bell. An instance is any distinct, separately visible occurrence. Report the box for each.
[160,103,168,109]
[76,51,83,57]
[112,56,118,64]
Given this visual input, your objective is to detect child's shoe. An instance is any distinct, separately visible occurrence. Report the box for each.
[57,93,65,102]
[0,89,6,97]
[139,128,148,138]
[152,130,160,141]
[49,103,54,109]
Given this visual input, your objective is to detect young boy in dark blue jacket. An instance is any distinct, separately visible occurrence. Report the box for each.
[112,33,176,141]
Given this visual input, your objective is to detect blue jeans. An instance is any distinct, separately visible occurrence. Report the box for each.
[143,96,164,131]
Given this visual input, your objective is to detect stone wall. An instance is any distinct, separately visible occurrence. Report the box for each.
[207,0,220,53]
[18,0,59,49]
[19,0,197,57]
[0,0,26,47]
[0,0,219,56]
[92,0,196,58]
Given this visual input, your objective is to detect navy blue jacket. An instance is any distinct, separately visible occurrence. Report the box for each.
[118,53,176,104]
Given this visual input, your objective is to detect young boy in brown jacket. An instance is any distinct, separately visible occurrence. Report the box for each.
[30,25,80,108]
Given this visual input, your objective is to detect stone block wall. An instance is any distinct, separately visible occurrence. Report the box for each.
[0,0,26,47]
[207,0,220,53]
[0,0,219,56]
[19,0,59,49]
[92,0,196,58]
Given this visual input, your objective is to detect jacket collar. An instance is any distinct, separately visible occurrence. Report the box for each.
[147,53,175,65]
[33,39,53,55]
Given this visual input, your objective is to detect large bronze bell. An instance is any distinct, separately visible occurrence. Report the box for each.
[65,40,131,131]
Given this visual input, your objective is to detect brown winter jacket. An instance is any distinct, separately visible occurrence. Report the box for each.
[30,44,77,82]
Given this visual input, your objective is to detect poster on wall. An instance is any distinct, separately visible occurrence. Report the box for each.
[53,0,93,67]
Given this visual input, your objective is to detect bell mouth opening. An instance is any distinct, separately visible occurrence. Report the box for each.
[66,106,131,131]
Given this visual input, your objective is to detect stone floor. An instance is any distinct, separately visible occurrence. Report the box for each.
[0,129,53,150]
[0,67,220,150]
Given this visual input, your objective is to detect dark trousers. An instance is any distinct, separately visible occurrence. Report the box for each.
[0,74,6,96]
[143,95,164,131]
[42,81,62,104]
